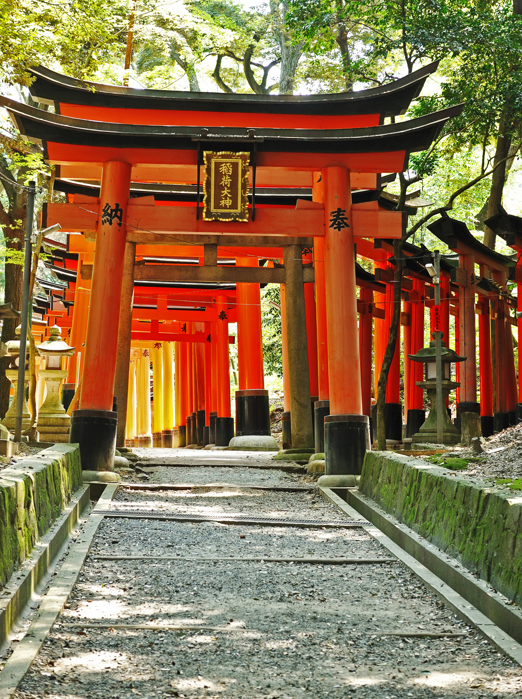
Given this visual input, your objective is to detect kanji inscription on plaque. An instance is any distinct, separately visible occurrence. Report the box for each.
[203,151,249,222]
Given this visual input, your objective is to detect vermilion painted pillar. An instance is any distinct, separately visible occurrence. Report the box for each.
[174,342,185,446]
[383,280,402,440]
[406,281,426,437]
[215,294,234,445]
[71,160,131,472]
[322,166,369,474]
[518,280,522,412]
[209,320,218,445]
[304,279,319,400]
[65,251,92,407]
[359,287,373,419]
[505,303,518,424]
[403,300,412,417]
[478,292,493,436]
[186,332,195,446]
[494,298,507,430]
[204,325,212,445]
[162,341,174,447]
[152,343,163,446]
[234,257,273,445]
[312,174,330,454]
[457,254,479,426]
[194,321,206,446]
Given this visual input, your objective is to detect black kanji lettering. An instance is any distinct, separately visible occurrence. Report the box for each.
[101,202,123,227]
[329,207,350,231]
[218,310,228,321]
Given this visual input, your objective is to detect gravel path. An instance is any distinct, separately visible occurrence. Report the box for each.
[11,450,522,698]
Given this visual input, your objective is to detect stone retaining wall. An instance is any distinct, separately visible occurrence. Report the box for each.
[0,444,82,587]
[360,451,522,607]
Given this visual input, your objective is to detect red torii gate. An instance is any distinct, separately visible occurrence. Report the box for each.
[1,61,460,474]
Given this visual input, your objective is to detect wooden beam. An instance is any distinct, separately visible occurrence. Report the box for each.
[133,264,315,284]
[132,308,218,322]
[130,331,236,343]
[49,202,403,240]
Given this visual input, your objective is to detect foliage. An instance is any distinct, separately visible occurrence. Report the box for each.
[260,284,282,378]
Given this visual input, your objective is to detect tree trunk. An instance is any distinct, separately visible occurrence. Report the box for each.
[0,232,24,418]
[376,239,404,450]
[483,118,512,249]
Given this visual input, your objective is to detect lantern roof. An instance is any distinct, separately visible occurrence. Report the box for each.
[409,340,466,364]
[37,324,75,355]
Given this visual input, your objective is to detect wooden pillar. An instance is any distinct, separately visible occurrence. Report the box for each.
[66,251,92,396]
[505,303,517,421]
[406,281,426,437]
[280,284,292,449]
[152,343,163,445]
[518,280,522,409]
[215,295,233,445]
[72,160,132,471]
[125,359,136,445]
[204,325,212,435]
[478,297,493,437]
[322,166,369,473]
[162,341,174,446]
[458,254,479,425]
[359,287,373,418]
[304,278,319,400]
[312,173,329,401]
[236,257,264,390]
[283,244,313,450]
[114,241,136,447]
[137,351,152,445]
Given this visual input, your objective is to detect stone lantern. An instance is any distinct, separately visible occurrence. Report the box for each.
[36,325,75,442]
[1,325,31,432]
[408,336,466,445]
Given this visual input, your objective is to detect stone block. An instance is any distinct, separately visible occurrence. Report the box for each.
[460,411,482,447]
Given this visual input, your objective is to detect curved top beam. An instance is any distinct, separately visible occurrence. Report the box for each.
[28,62,439,118]
[0,96,462,158]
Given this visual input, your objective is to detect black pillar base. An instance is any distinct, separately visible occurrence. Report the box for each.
[185,416,192,446]
[178,425,186,448]
[406,409,426,438]
[456,402,480,431]
[70,409,117,472]
[481,416,494,438]
[235,390,271,436]
[324,415,370,476]
[370,403,403,442]
[203,425,210,446]
[216,417,234,446]
[494,412,510,433]
[508,410,517,426]
[314,400,330,454]
[282,411,291,450]
[62,384,76,412]
[197,410,205,446]
[517,403,522,423]
[161,430,173,448]
[311,397,318,441]
[209,412,217,444]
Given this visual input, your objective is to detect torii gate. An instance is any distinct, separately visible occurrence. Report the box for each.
[1,61,461,475]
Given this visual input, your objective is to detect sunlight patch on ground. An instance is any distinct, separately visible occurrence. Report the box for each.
[410,671,483,687]
[54,651,125,673]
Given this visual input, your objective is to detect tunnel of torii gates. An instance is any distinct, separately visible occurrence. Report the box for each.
[3,61,520,476]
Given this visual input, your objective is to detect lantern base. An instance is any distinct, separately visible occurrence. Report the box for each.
[235,390,271,436]
[70,409,117,472]
[282,411,291,450]
[324,414,370,476]
[215,417,234,446]
[481,415,494,438]
[197,410,205,446]
[406,409,426,438]
[314,400,330,454]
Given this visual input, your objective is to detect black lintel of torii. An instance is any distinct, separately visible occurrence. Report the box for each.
[0,96,463,158]
[428,216,515,271]
[28,62,439,118]
[52,178,381,207]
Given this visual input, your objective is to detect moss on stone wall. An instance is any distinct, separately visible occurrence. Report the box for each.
[0,444,82,588]
[360,451,522,608]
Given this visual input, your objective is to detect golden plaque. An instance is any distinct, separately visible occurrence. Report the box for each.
[202,151,250,222]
